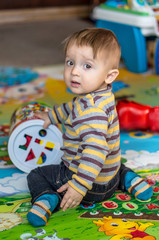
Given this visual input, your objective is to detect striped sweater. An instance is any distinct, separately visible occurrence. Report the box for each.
[49,85,121,196]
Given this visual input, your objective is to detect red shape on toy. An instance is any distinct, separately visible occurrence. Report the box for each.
[116,100,151,130]
[148,107,159,131]
[25,149,36,161]
[19,134,32,150]
[116,100,159,131]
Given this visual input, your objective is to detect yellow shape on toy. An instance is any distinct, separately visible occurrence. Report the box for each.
[45,141,55,149]
[37,156,43,164]
[39,140,43,145]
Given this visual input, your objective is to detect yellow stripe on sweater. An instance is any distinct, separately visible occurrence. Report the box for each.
[72,175,92,190]
[76,124,108,134]
[79,107,106,117]
[65,128,77,136]
[98,95,114,109]
[68,180,86,196]
[108,141,120,150]
[85,137,108,147]
[79,164,99,176]
[96,168,119,182]
[105,155,121,164]
[83,148,105,159]
[51,110,59,124]
[107,125,119,134]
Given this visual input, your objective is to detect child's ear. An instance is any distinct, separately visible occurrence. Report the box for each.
[105,69,119,84]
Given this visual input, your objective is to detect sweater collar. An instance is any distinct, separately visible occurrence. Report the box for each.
[92,84,112,96]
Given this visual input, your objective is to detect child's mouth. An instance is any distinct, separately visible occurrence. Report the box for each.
[71,81,80,88]
[129,227,136,230]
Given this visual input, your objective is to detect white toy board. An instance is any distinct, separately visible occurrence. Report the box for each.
[8,102,63,173]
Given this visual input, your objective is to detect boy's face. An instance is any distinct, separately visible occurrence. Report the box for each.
[64,43,110,95]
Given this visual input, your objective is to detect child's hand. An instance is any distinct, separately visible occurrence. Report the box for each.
[34,112,51,129]
[57,183,83,211]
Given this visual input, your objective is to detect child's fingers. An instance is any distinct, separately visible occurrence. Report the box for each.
[57,183,69,193]
[33,112,50,129]
[34,112,42,119]
[43,121,49,129]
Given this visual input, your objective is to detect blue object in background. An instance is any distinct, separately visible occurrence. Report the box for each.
[96,20,147,73]
[155,38,159,75]
[112,80,129,92]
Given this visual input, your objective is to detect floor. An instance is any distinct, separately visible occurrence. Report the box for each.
[0,18,94,67]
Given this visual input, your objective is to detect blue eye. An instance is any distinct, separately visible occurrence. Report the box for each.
[66,60,73,66]
[84,64,91,69]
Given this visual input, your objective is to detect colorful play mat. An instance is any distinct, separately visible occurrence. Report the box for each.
[0,65,159,240]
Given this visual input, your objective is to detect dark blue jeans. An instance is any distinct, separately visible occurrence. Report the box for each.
[27,162,131,210]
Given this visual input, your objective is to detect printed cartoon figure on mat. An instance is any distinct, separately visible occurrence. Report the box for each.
[26,28,153,227]
[93,216,155,240]
[20,228,70,240]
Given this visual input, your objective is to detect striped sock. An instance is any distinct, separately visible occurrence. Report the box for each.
[27,194,59,227]
[124,171,153,201]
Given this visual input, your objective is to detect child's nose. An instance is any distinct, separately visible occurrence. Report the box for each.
[71,65,80,76]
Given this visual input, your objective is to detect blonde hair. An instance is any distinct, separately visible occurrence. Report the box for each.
[63,28,121,69]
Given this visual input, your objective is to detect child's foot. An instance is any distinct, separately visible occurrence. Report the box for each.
[124,171,153,201]
[27,194,59,227]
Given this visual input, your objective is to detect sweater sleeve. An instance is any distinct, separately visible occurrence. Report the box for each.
[48,100,74,125]
[68,107,110,196]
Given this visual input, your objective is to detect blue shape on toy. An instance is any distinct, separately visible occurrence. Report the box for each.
[0,67,39,87]
[96,20,147,73]
[105,0,127,7]
[80,203,95,209]
[39,129,47,137]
